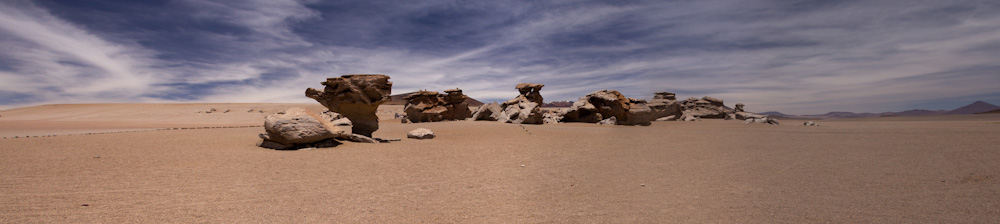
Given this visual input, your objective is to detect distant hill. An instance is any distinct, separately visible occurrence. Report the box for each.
[945,101,1000,115]
[384,91,484,106]
[881,109,947,117]
[542,101,573,107]
[978,109,1000,114]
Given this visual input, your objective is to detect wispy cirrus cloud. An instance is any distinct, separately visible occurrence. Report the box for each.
[1,0,999,114]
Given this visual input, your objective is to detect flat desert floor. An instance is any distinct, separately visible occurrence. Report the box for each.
[1,104,999,222]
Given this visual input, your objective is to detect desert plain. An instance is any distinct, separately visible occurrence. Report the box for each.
[1,103,999,223]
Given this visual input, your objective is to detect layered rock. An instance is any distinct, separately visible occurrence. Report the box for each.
[648,92,681,121]
[558,90,652,126]
[679,96,727,120]
[471,83,546,124]
[258,107,348,150]
[305,74,392,137]
[402,89,473,123]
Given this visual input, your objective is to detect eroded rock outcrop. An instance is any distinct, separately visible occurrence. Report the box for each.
[679,96,727,120]
[471,83,546,124]
[305,74,392,137]
[557,90,652,126]
[402,89,472,123]
[649,92,681,121]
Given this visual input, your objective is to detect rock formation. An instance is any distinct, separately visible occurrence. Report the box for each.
[402,89,473,123]
[258,107,347,150]
[679,96,727,120]
[557,90,653,126]
[648,92,681,120]
[471,83,546,124]
[305,74,392,137]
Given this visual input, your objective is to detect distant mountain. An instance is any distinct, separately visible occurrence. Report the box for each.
[945,101,1000,115]
[758,111,792,117]
[542,101,574,107]
[880,109,947,117]
[384,91,484,106]
[751,101,996,119]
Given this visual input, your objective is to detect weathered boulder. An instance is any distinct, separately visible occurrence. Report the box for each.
[471,83,546,124]
[407,128,435,139]
[320,110,352,126]
[402,89,473,123]
[744,117,780,125]
[598,117,617,125]
[680,96,727,119]
[258,107,348,150]
[305,74,392,137]
[470,102,503,121]
[735,103,745,112]
[649,92,681,120]
[559,90,652,126]
[542,109,565,124]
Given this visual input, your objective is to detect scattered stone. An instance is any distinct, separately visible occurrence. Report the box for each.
[744,117,780,125]
[223,109,230,113]
[306,74,392,137]
[339,134,379,143]
[248,109,255,113]
[407,128,435,139]
[655,115,676,121]
[402,89,473,123]
[93,156,100,159]
[804,121,818,126]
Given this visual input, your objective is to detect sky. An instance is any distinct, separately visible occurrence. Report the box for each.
[0,0,999,114]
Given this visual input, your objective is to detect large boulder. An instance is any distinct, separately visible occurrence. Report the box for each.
[258,107,348,149]
[402,89,473,123]
[471,83,546,124]
[470,102,503,121]
[305,74,392,137]
[649,91,681,120]
[559,90,652,126]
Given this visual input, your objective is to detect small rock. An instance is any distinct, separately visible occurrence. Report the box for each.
[81,204,89,206]
[804,121,818,126]
[93,156,100,159]
[520,164,526,167]
[407,128,435,139]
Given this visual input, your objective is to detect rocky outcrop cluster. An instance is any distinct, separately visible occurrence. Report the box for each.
[470,83,545,124]
[305,74,392,137]
[554,90,653,126]
[402,89,473,123]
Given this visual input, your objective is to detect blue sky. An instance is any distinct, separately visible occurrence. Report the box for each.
[1,0,998,114]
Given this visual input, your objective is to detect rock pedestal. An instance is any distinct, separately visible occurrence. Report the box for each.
[471,83,546,124]
[305,74,392,137]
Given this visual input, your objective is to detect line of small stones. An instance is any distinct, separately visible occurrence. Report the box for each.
[2,125,262,139]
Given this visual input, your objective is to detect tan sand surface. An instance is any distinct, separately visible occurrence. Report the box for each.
[1,104,999,222]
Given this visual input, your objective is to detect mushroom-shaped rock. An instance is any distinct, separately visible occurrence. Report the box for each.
[305,74,392,137]
[407,128,435,139]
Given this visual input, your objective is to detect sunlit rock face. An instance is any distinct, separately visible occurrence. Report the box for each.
[305,74,392,137]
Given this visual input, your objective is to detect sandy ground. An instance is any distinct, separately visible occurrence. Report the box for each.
[1,104,999,222]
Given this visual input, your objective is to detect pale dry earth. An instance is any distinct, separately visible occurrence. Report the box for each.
[1,104,999,223]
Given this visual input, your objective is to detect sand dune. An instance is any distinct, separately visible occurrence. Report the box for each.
[1,104,999,222]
